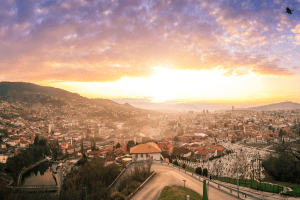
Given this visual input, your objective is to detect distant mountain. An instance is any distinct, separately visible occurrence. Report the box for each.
[248,101,300,111]
[0,82,82,100]
[112,98,254,112]
[0,82,148,113]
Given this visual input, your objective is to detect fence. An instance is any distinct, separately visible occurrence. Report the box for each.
[211,176,284,194]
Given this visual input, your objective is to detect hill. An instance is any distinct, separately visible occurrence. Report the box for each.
[248,101,300,111]
[0,82,154,116]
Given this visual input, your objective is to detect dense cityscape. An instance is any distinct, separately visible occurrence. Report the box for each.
[1,0,300,199]
[0,83,300,199]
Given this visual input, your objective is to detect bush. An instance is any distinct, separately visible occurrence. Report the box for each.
[203,168,208,177]
[118,194,126,199]
[173,160,179,166]
[182,163,186,169]
[196,167,202,175]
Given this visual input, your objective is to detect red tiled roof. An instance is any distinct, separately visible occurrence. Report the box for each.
[197,149,209,156]
[130,142,161,154]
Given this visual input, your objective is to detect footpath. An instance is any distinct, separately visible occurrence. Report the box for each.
[17,158,47,186]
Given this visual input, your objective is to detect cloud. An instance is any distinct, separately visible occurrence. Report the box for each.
[0,0,299,83]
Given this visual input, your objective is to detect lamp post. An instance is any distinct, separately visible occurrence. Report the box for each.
[148,143,150,160]
[236,152,239,198]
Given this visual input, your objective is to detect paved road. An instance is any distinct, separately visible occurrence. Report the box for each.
[131,163,240,200]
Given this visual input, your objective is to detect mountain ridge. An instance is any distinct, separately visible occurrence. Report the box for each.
[247,101,300,111]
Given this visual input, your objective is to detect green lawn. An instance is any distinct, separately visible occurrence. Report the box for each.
[261,181,300,197]
[159,186,203,200]
[212,176,283,193]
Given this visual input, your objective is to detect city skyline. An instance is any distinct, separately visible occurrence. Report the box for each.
[1,0,300,104]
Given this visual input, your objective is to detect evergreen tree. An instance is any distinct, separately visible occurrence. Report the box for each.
[116,142,121,149]
[81,140,84,154]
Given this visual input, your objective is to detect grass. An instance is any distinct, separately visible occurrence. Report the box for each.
[261,181,300,197]
[211,176,283,193]
[240,143,271,148]
[117,163,125,171]
[159,186,203,200]
[177,163,196,174]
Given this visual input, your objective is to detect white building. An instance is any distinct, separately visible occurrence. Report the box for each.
[130,142,162,161]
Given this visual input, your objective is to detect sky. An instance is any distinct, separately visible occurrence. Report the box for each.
[1,0,300,105]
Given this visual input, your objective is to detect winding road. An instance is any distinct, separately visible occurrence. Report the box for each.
[131,162,240,200]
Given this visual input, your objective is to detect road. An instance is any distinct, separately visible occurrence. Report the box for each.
[131,162,240,200]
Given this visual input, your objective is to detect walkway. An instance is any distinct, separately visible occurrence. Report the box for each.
[17,158,48,186]
[131,162,239,200]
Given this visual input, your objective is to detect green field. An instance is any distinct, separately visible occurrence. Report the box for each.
[212,176,283,193]
[159,186,203,200]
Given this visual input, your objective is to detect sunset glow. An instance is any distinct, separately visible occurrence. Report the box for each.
[1,0,300,105]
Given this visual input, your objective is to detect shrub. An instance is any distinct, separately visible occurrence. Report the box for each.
[118,194,126,199]
[173,160,179,166]
[196,167,202,175]
[203,168,208,177]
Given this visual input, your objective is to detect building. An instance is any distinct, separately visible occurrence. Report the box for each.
[114,136,142,146]
[130,142,162,161]
[0,153,13,164]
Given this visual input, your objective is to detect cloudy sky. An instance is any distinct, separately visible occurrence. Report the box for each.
[1,0,300,104]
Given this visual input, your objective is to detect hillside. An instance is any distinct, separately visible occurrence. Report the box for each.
[0,82,152,115]
[248,101,300,111]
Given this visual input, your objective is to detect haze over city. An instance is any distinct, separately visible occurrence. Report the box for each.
[1,0,300,105]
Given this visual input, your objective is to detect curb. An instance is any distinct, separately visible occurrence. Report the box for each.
[125,171,156,200]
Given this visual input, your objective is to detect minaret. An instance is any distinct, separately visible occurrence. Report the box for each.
[134,135,136,145]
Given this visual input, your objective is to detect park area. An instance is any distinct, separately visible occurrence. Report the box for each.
[158,186,203,200]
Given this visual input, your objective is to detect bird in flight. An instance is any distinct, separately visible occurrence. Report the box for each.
[286,7,294,14]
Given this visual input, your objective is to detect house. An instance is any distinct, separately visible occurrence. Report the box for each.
[157,142,174,155]
[1,143,6,149]
[0,153,13,163]
[19,140,29,148]
[130,142,162,161]
[6,139,17,147]
[195,149,209,160]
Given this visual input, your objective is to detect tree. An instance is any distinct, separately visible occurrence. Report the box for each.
[263,142,300,183]
[126,140,135,152]
[81,140,84,154]
[174,136,179,142]
[203,168,208,177]
[173,160,179,166]
[196,167,202,175]
[34,135,39,145]
[224,123,228,127]
[116,142,121,149]
[182,163,186,169]
[91,138,96,151]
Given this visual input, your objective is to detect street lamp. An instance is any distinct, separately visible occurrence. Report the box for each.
[148,143,151,160]
[236,152,239,198]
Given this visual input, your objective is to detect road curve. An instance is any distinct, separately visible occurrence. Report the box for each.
[131,162,240,200]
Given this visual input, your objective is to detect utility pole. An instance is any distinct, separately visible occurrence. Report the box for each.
[236,152,239,198]
[258,153,261,188]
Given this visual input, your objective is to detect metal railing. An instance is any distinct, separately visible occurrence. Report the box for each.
[13,185,58,192]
